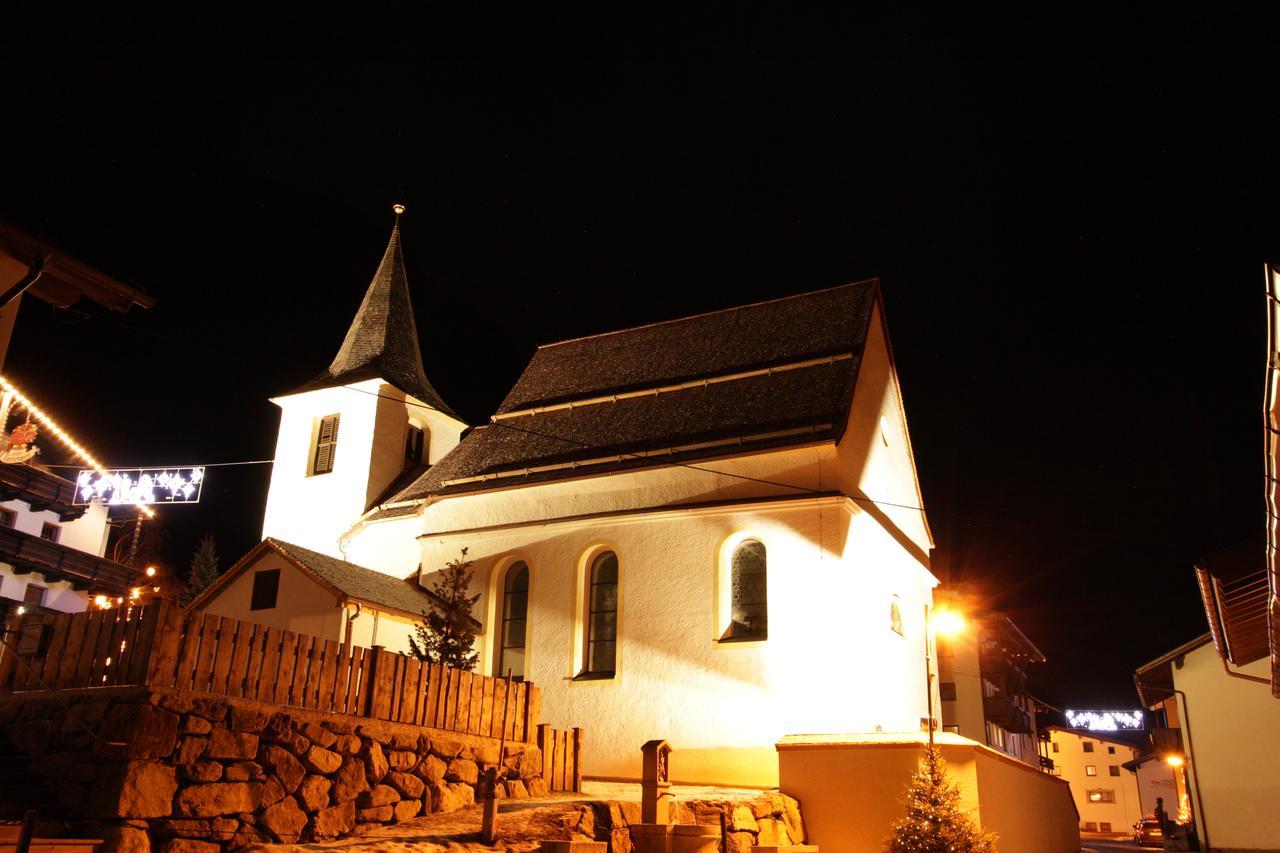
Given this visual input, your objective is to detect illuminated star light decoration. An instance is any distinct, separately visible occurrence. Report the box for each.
[1064,709,1145,731]
[75,467,206,505]
[0,374,155,517]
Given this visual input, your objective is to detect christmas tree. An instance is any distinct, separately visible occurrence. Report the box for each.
[182,534,220,604]
[408,548,481,670]
[884,745,997,853]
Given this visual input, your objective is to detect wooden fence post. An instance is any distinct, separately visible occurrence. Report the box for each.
[572,727,583,793]
[536,723,551,785]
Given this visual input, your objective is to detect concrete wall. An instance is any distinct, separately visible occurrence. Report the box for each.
[1173,642,1280,852]
[777,732,1079,853]
[1045,728,1142,833]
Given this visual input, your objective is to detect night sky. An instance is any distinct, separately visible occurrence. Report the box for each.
[4,9,1278,708]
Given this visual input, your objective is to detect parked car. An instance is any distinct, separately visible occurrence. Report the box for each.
[1133,817,1165,845]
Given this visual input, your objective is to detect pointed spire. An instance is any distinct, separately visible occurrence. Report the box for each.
[293,205,458,418]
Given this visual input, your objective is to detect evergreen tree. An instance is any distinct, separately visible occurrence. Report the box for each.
[182,535,221,604]
[408,548,481,670]
[884,745,998,853]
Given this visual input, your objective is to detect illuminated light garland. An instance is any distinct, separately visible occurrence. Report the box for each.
[0,375,154,517]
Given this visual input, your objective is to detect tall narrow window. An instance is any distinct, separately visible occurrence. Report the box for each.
[23,585,46,607]
[725,539,767,640]
[312,414,340,475]
[404,425,426,470]
[584,551,618,677]
[251,569,280,610]
[498,562,529,681]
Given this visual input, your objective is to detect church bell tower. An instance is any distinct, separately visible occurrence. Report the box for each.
[260,206,467,559]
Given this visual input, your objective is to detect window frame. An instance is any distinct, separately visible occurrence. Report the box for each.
[23,584,46,607]
[1086,789,1116,804]
[496,560,530,682]
[39,523,60,543]
[722,538,767,642]
[716,533,769,646]
[311,414,340,476]
[573,545,621,681]
[1108,765,1120,777]
[0,509,15,528]
[1085,765,1097,777]
[250,569,281,611]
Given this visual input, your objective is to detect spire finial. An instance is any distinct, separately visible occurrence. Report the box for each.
[392,202,406,220]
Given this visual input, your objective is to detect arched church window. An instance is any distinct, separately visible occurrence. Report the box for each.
[584,551,618,677]
[404,424,427,470]
[725,539,767,641]
[498,562,529,682]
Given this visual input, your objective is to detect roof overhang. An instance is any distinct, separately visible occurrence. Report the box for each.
[0,222,154,312]
[1133,633,1213,706]
[1263,262,1280,697]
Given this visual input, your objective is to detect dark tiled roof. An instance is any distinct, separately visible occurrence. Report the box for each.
[498,281,877,413]
[266,538,438,618]
[389,281,878,501]
[287,225,458,418]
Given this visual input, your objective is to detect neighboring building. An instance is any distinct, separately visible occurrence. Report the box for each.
[0,461,131,619]
[936,594,1045,767]
[188,538,467,656]
[241,215,939,786]
[1043,726,1144,835]
[1135,631,1280,853]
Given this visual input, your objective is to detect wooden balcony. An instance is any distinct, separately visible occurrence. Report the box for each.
[0,525,133,594]
[1151,726,1184,756]
[0,463,85,521]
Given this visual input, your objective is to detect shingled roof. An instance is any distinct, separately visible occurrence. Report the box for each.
[286,222,457,418]
[386,280,879,504]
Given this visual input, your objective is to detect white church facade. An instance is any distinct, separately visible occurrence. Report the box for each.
[236,214,939,786]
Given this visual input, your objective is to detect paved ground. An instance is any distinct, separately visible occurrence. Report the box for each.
[1081,841,1161,852]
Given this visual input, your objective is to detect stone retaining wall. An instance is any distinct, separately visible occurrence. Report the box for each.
[0,686,546,851]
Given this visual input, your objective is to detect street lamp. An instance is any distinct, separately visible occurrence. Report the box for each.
[925,604,967,748]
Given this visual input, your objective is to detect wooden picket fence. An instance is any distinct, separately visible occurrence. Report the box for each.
[0,601,545,746]
[536,722,583,794]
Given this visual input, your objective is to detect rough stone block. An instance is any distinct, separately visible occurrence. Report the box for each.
[358,804,395,822]
[224,761,263,782]
[445,758,478,785]
[206,728,258,760]
[430,735,467,760]
[725,833,756,853]
[259,776,287,808]
[232,823,272,847]
[157,693,195,715]
[393,798,421,822]
[229,707,269,734]
[181,716,212,735]
[389,749,418,771]
[313,800,356,837]
[90,760,178,819]
[298,774,332,811]
[155,817,237,839]
[260,795,308,842]
[781,795,805,842]
[262,744,305,793]
[304,744,342,774]
[96,704,179,760]
[418,753,446,783]
[335,733,362,755]
[757,818,792,846]
[303,721,338,748]
[161,840,221,853]
[183,760,223,783]
[361,740,389,783]
[262,711,292,742]
[285,732,311,756]
[527,777,549,797]
[190,698,228,722]
[388,771,425,799]
[505,779,529,799]
[176,736,208,765]
[358,784,400,808]
[98,824,151,852]
[333,758,369,802]
[729,804,759,833]
[175,781,263,817]
[356,723,392,745]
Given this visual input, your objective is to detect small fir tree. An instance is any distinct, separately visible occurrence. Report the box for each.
[182,535,220,604]
[884,745,998,853]
[408,548,481,670]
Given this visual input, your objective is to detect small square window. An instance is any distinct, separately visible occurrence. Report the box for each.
[40,523,60,543]
[23,585,46,607]
[1052,742,1060,753]
[1083,822,1097,831]
[1100,822,1112,832]
[250,570,280,611]
[1107,745,1116,755]
[939,681,957,701]
[1085,765,1097,777]
[0,509,15,528]
[1082,741,1094,753]
[1109,765,1120,777]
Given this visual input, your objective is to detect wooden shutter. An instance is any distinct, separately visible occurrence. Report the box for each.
[313,414,340,474]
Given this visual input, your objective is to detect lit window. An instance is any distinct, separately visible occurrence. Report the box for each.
[724,539,766,641]
[497,562,529,682]
[0,509,15,528]
[23,585,46,607]
[40,523,60,543]
[583,551,617,677]
[1085,765,1097,777]
[1109,765,1120,777]
[312,414,340,475]
[1086,789,1116,803]
[251,569,280,611]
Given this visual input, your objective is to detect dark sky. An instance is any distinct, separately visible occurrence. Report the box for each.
[3,9,1278,707]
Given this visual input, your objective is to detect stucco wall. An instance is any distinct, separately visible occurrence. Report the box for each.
[1133,756,1177,819]
[341,603,419,656]
[196,551,344,641]
[1174,643,1280,852]
[777,733,1078,853]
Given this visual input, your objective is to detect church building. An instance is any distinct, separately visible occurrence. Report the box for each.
[236,212,939,786]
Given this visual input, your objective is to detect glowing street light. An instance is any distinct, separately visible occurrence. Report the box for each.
[925,603,968,747]
[1165,754,1185,768]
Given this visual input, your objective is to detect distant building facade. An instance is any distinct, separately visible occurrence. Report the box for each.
[1043,726,1144,835]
